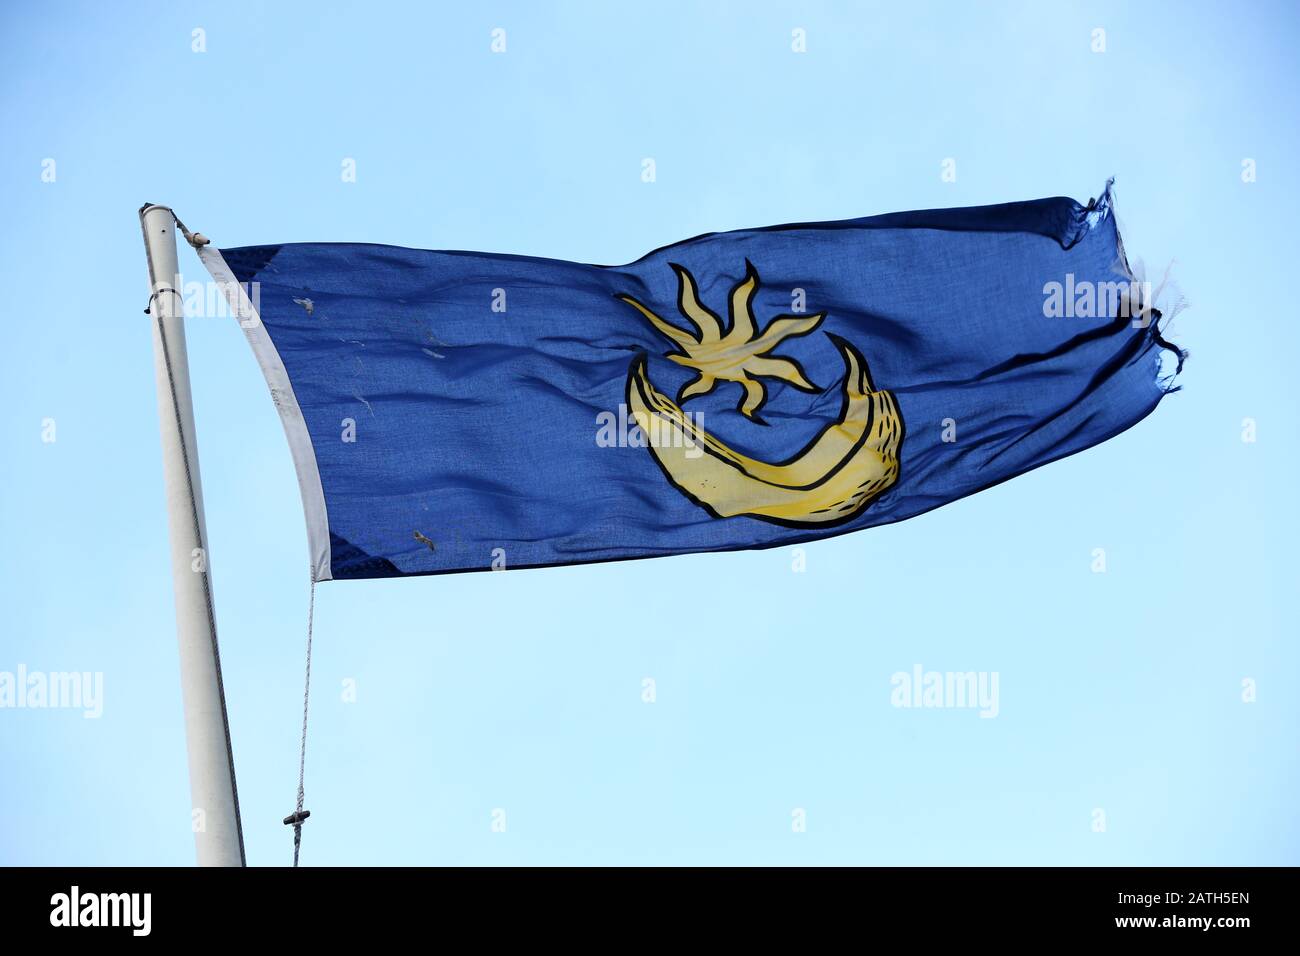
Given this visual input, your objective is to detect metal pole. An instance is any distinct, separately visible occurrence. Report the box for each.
[140,203,245,866]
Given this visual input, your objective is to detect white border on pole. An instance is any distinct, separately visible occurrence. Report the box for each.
[199,246,333,582]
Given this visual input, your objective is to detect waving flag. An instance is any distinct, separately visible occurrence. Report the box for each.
[199,182,1181,581]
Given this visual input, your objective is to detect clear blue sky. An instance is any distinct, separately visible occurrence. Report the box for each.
[2,0,1296,865]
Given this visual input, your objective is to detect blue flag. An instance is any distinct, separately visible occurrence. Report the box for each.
[199,182,1181,581]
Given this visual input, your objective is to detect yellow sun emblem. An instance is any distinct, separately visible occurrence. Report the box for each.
[617,260,824,421]
[617,261,905,527]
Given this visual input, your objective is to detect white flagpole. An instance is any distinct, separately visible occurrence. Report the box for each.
[140,203,245,866]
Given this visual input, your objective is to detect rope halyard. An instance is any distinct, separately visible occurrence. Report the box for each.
[284,574,317,866]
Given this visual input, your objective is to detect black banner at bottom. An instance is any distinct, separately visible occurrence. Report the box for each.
[0,866,1280,941]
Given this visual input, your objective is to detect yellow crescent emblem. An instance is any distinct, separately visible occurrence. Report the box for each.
[619,262,904,527]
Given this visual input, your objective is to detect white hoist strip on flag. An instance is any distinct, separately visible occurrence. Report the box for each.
[198,245,333,583]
